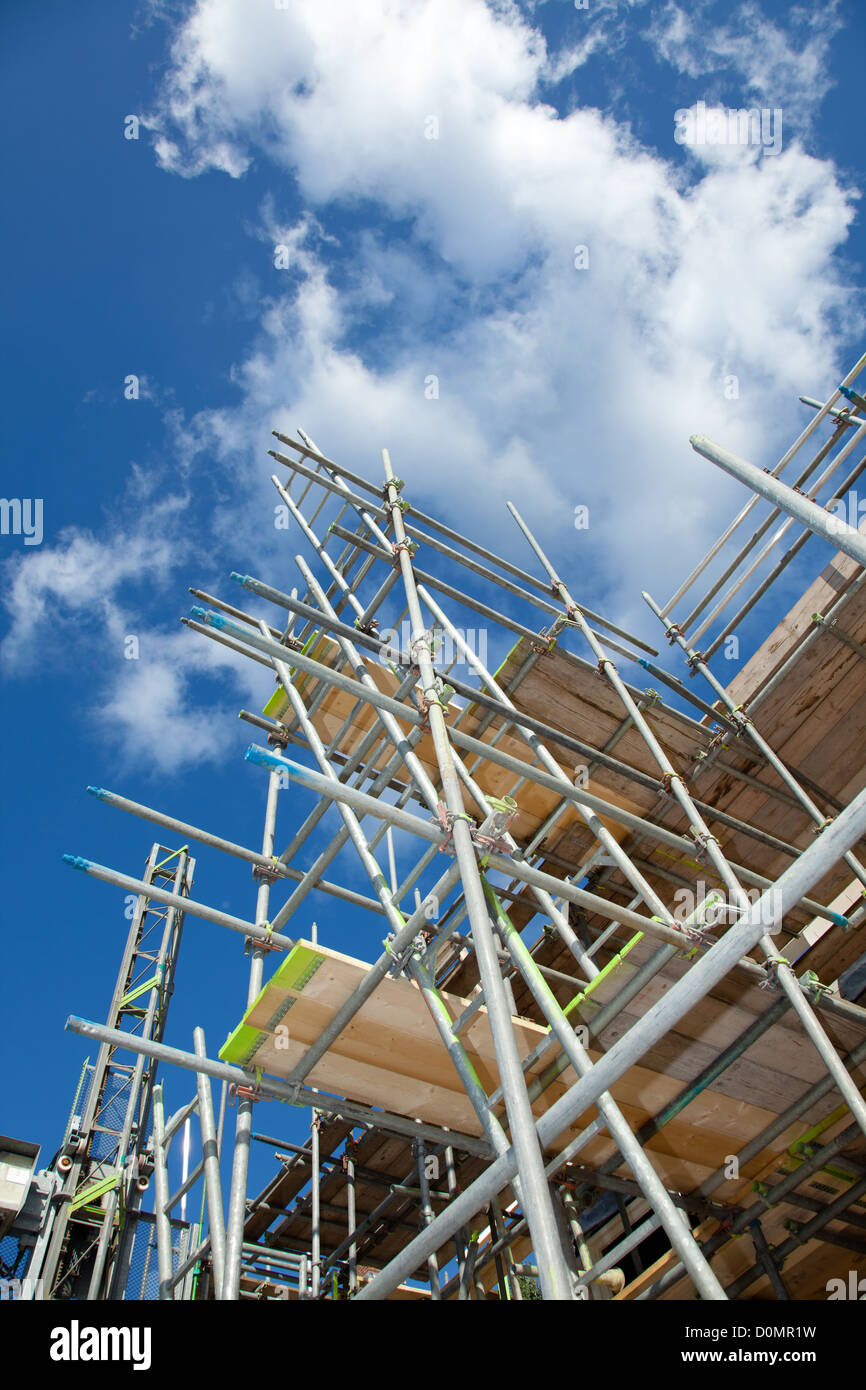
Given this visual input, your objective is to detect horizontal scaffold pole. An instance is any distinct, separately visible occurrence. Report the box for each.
[61,855,281,946]
[64,1018,493,1159]
[86,785,385,915]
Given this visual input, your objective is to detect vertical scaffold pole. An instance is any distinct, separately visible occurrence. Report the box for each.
[345,1140,357,1296]
[311,1109,321,1298]
[194,1027,226,1298]
[381,449,573,1301]
[151,1085,174,1301]
[222,759,281,1299]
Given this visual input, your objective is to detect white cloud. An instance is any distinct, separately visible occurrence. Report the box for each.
[141,0,860,629]
[98,628,268,773]
[0,525,177,672]
[7,0,860,744]
[649,0,844,120]
[0,488,274,772]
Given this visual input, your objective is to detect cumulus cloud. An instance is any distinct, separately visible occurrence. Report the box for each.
[1,524,177,673]
[5,0,861,757]
[0,488,272,772]
[98,627,267,772]
[137,0,861,634]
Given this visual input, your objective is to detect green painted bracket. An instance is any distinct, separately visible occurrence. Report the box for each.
[563,931,644,1019]
[154,846,188,872]
[262,630,325,720]
[71,1173,120,1213]
[119,970,162,1010]
[220,942,327,1067]
[263,686,288,720]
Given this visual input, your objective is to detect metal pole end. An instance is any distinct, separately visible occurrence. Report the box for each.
[62,853,92,872]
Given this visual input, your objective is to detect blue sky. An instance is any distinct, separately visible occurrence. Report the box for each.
[2,0,865,1210]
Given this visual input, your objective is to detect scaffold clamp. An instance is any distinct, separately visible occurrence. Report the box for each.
[471,796,520,858]
[800,968,833,1002]
[384,931,426,976]
[811,816,835,835]
[531,626,558,656]
[433,801,475,855]
[689,828,720,864]
[685,648,706,677]
[390,538,417,568]
[246,922,281,954]
[231,1069,270,1104]
[252,862,281,885]
[671,917,710,957]
[727,703,750,733]
[706,725,731,753]
[417,689,449,730]
[759,956,789,991]
[659,770,682,798]
[471,828,517,857]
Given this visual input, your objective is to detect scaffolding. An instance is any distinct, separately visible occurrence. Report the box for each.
[21,845,194,1300]
[29,349,866,1301]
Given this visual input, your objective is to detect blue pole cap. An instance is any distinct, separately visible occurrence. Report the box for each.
[245,745,279,768]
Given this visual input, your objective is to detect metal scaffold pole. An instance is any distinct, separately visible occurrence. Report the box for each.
[222,760,282,1300]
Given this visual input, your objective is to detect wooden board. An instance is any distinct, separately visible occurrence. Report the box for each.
[219,938,850,1205]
